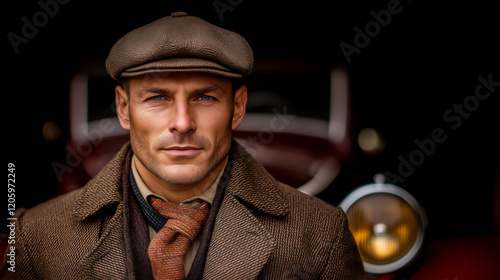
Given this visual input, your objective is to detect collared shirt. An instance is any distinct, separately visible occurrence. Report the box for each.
[130,155,227,276]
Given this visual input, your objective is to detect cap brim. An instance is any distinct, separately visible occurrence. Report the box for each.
[119,58,243,80]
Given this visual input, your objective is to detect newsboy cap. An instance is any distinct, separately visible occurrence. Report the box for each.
[106,12,254,81]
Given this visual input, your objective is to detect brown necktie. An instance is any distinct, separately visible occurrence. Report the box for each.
[148,197,210,280]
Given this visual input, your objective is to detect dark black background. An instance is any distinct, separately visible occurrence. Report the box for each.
[3,0,499,242]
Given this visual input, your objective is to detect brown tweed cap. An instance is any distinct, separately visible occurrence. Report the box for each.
[106,12,254,81]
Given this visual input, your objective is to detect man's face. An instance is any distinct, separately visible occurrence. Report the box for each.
[115,72,247,186]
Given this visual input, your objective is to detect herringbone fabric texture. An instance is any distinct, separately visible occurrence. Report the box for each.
[148,197,209,280]
[0,141,366,279]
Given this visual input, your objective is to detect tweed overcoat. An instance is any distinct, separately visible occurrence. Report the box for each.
[1,141,365,279]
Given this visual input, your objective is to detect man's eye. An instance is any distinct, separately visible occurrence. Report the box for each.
[150,95,165,101]
[198,95,216,101]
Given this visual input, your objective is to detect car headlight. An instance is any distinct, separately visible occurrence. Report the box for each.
[339,182,428,275]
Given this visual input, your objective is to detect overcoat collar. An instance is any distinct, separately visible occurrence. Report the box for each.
[72,140,290,279]
[73,141,289,221]
[224,141,289,217]
[72,142,130,221]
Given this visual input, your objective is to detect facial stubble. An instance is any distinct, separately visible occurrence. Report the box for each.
[131,119,232,187]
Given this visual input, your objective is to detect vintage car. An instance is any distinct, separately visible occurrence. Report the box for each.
[4,59,499,279]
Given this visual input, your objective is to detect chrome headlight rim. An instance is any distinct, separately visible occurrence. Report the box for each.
[339,183,428,275]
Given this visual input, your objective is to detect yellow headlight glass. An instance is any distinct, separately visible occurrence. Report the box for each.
[346,193,419,265]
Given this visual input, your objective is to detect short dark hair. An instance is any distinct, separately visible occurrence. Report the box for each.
[121,78,131,99]
[231,79,245,97]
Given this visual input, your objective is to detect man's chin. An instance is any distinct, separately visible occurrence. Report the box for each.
[159,165,209,186]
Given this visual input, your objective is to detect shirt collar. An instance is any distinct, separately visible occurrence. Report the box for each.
[131,155,226,206]
[130,155,227,231]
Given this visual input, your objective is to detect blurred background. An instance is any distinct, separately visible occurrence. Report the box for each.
[3,0,499,251]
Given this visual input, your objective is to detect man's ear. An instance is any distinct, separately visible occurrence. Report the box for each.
[115,85,130,131]
[232,85,247,130]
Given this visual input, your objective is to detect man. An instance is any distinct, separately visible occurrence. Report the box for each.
[1,12,365,279]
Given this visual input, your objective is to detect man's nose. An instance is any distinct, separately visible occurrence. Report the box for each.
[168,100,196,134]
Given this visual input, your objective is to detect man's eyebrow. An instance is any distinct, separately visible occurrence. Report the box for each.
[139,85,226,96]
[192,85,226,95]
[142,87,171,94]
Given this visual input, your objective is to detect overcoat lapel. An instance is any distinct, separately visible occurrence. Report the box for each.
[203,194,275,279]
[203,142,289,279]
[74,143,130,279]
[79,204,128,279]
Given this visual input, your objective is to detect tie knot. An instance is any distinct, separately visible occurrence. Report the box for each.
[149,197,210,241]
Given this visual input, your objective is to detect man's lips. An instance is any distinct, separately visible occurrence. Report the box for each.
[161,146,202,157]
